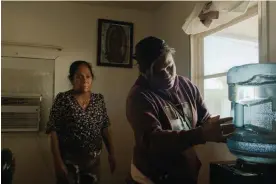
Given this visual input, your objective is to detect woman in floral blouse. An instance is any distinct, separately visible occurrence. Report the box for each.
[46,60,116,184]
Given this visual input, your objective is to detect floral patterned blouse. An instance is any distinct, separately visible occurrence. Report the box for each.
[46,90,110,155]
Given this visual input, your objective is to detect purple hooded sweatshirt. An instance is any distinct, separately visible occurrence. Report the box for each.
[126,75,211,183]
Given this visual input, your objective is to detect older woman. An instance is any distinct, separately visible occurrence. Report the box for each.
[126,37,235,184]
[46,61,116,184]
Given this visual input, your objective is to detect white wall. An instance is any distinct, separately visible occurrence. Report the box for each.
[2,133,56,184]
[2,1,154,183]
[153,1,196,78]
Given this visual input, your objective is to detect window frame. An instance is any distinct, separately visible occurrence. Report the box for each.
[190,2,267,96]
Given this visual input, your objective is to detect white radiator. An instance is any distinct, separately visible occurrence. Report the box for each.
[1,94,42,132]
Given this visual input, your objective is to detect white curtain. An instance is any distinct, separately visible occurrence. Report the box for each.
[182,1,254,35]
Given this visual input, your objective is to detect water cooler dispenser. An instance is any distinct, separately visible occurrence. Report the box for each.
[210,64,276,184]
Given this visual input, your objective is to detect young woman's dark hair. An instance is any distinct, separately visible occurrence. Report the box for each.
[133,36,175,74]
[68,60,95,82]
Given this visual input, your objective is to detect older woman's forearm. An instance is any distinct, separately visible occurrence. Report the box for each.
[102,127,115,155]
[49,131,63,166]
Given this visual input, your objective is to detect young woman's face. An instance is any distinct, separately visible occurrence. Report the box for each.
[72,64,93,93]
[148,53,177,90]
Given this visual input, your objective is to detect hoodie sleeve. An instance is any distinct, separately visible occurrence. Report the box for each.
[126,88,206,156]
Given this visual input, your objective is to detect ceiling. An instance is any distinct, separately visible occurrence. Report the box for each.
[78,1,166,11]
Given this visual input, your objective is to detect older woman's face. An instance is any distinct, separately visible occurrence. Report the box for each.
[148,53,176,89]
[72,64,93,93]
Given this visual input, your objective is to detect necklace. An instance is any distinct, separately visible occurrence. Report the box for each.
[80,99,90,106]
[74,93,91,109]
[79,98,90,108]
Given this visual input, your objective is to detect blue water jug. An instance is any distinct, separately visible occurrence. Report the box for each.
[226,63,276,164]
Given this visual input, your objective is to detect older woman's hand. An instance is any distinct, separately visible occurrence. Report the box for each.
[54,160,69,182]
[108,154,116,174]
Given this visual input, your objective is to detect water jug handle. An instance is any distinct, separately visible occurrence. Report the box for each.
[234,102,244,128]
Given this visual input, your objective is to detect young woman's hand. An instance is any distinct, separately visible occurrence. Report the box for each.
[202,115,235,143]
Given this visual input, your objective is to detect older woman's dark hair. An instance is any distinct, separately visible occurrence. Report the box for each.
[68,60,95,82]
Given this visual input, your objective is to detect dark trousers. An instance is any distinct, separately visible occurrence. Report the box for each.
[56,155,100,184]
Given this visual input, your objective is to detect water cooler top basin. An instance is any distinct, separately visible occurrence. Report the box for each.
[227,63,276,85]
[226,63,276,164]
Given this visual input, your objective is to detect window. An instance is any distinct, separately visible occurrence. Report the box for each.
[204,34,259,76]
[191,5,260,118]
[204,18,259,117]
